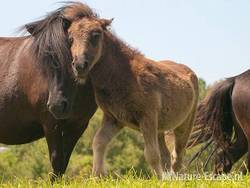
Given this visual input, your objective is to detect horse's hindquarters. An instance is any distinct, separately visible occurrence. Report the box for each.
[232,78,250,138]
[159,81,198,131]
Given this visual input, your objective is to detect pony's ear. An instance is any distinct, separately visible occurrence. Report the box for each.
[25,20,41,35]
[100,18,114,30]
[62,18,71,31]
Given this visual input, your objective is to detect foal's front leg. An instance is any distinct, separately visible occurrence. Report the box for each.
[92,114,122,177]
[140,116,163,179]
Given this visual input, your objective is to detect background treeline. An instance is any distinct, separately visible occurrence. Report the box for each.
[0,79,245,180]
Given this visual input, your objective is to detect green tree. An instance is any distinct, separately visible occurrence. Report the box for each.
[198,78,207,101]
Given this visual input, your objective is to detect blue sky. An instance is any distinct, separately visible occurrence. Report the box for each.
[1,0,249,84]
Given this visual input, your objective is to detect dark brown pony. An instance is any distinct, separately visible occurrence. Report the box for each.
[0,2,97,179]
[188,70,250,174]
[68,17,199,179]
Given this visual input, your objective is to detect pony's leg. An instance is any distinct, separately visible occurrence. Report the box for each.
[43,123,64,181]
[92,115,122,176]
[245,131,250,172]
[61,120,88,173]
[140,116,163,179]
[215,140,247,174]
[230,123,248,164]
[44,119,88,181]
[215,123,247,173]
[158,133,171,171]
[232,117,250,172]
[172,110,195,172]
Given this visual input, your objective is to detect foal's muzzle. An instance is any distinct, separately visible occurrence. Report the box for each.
[72,56,89,77]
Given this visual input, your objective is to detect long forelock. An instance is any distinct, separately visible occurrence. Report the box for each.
[61,1,98,21]
[21,2,98,74]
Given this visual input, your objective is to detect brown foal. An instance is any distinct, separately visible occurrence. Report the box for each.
[68,17,199,179]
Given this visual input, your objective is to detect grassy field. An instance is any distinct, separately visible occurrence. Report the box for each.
[0,174,249,188]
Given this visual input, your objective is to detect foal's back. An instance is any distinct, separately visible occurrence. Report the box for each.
[159,60,197,83]
[132,58,198,130]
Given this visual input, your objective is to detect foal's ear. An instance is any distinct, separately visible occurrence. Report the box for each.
[100,18,114,29]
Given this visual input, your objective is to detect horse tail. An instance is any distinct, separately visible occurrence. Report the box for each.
[187,123,213,148]
[188,77,235,149]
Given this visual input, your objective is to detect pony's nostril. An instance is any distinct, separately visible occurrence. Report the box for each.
[47,100,68,118]
[84,60,89,68]
[75,62,88,72]
[61,100,68,113]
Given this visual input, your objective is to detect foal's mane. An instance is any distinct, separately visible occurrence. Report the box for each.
[21,2,97,72]
[103,30,142,60]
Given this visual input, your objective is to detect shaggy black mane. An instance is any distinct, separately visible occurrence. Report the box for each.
[21,2,97,73]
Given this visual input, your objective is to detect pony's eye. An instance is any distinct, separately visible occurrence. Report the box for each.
[90,31,101,47]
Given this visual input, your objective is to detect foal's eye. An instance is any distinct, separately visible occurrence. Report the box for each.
[90,31,101,47]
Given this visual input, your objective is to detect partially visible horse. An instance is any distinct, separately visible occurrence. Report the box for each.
[0,2,97,178]
[188,70,250,174]
[67,17,199,179]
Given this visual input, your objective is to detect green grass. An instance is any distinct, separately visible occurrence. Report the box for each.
[0,174,249,188]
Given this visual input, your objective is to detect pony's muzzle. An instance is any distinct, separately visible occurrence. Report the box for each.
[75,61,88,73]
[47,99,69,119]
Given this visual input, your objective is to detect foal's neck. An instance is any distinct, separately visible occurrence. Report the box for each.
[90,31,142,84]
